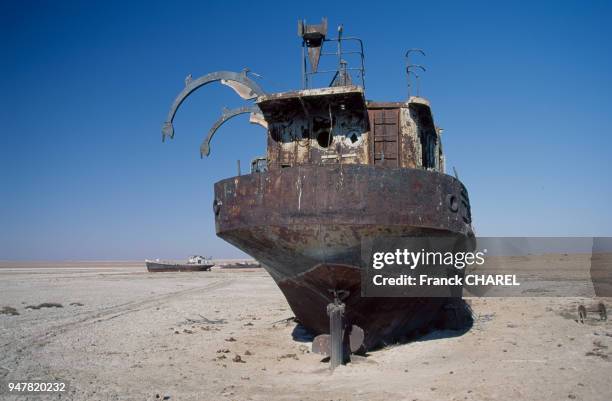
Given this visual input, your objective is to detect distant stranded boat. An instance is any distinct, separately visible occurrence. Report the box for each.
[145,255,214,272]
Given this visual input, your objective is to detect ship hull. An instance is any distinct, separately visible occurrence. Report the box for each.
[145,262,213,272]
[213,164,474,349]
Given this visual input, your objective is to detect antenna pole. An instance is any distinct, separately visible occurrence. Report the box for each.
[337,24,343,77]
[406,64,426,98]
[405,48,425,98]
[301,42,306,89]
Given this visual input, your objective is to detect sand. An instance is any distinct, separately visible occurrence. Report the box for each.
[0,261,610,401]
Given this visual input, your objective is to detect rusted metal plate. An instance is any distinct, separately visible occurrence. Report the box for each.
[212,164,473,349]
[312,326,365,355]
[312,334,331,355]
[349,324,365,353]
[214,164,471,236]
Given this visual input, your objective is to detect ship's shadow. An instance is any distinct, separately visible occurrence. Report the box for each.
[291,299,474,351]
[291,323,316,342]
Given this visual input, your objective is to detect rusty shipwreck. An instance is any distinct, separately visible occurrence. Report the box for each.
[161,18,474,355]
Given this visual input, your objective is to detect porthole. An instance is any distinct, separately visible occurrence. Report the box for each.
[446,194,459,213]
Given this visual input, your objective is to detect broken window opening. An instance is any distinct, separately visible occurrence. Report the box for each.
[421,132,437,170]
[317,130,333,147]
[313,116,333,148]
[347,131,359,144]
[270,125,283,142]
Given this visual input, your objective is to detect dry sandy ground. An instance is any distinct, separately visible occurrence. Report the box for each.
[0,261,610,401]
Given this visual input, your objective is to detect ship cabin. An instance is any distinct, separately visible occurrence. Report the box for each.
[255,88,444,173]
[250,18,444,175]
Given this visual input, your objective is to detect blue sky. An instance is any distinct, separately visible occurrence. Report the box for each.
[1,0,611,260]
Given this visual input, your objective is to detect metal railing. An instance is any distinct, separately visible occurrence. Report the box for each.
[301,35,366,90]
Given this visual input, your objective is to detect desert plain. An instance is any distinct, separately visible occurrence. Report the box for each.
[0,257,610,401]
